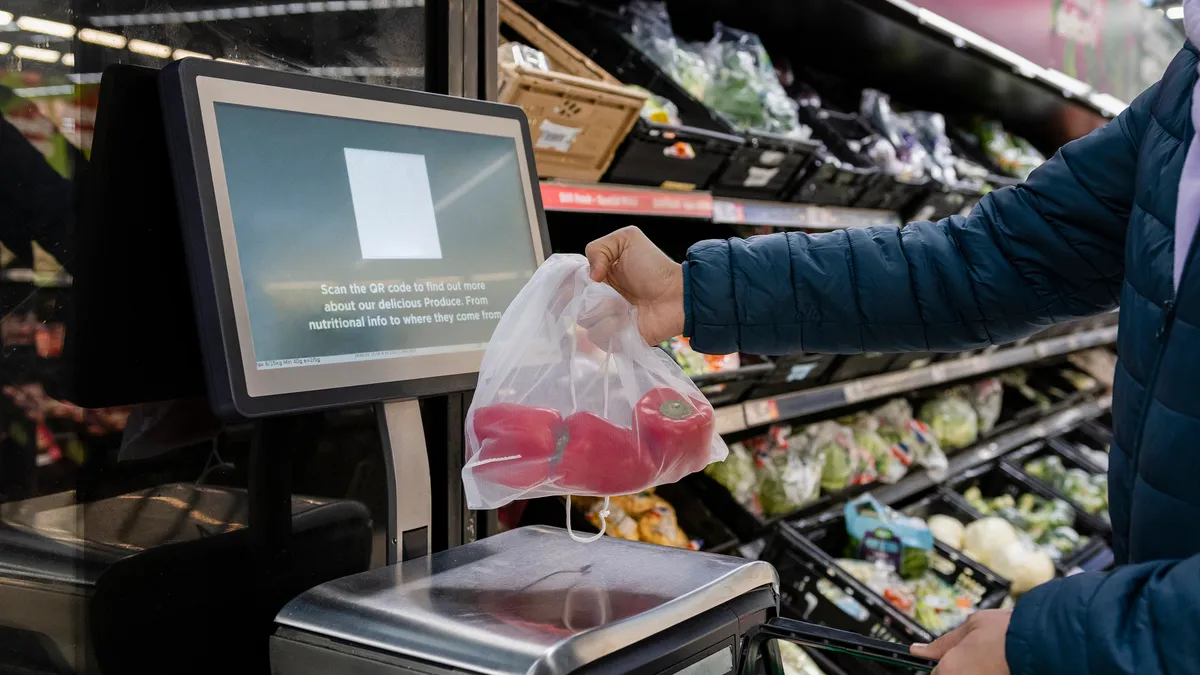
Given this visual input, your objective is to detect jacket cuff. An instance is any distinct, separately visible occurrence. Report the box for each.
[683,239,739,354]
[1005,573,1103,675]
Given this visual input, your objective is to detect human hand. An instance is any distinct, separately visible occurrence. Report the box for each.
[910,609,1012,675]
[585,226,684,346]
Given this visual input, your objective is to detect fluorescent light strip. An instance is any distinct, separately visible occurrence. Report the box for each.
[1039,68,1093,98]
[0,10,12,25]
[13,44,62,62]
[12,84,74,96]
[60,52,74,66]
[16,15,76,38]
[1166,5,1184,20]
[87,0,422,27]
[127,38,171,58]
[172,48,212,60]
[78,27,127,48]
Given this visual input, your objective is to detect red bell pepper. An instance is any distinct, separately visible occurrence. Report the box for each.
[554,412,656,495]
[633,387,715,476]
[469,403,565,490]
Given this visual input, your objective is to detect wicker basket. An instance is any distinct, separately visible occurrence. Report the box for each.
[498,0,645,182]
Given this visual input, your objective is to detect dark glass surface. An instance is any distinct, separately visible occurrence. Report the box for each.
[0,1,428,672]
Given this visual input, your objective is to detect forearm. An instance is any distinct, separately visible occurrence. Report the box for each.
[1006,555,1200,675]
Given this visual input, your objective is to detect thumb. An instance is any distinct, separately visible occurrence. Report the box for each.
[910,621,972,660]
[584,226,636,283]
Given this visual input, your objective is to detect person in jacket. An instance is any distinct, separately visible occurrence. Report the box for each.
[584,23,1200,675]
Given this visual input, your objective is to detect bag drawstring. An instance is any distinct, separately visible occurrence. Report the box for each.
[565,344,614,544]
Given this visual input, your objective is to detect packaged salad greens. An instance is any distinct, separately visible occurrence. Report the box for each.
[919,392,980,450]
[961,486,1089,561]
[624,1,709,99]
[836,559,976,635]
[698,23,808,138]
[1024,455,1109,518]
[967,378,1004,435]
[705,441,757,508]
[803,421,877,492]
[755,437,824,517]
[976,120,1045,181]
[873,399,949,480]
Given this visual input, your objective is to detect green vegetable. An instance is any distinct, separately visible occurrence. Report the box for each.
[919,393,980,449]
[705,442,756,500]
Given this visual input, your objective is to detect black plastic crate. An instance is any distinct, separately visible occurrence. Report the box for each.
[763,524,916,645]
[788,157,879,207]
[767,508,1008,645]
[690,355,774,407]
[711,132,823,200]
[824,353,897,383]
[904,181,984,221]
[605,119,743,189]
[944,463,1110,574]
[857,173,931,212]
[763,353,839,387]
[1002,440,1110,532]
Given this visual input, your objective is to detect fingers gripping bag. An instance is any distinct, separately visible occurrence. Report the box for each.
[462,254,728,539]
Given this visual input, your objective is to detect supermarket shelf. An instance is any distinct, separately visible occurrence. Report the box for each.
[540,181,901,230]
[870,395,1112,509]
[715,325,1118,434]
[0,268,72,288]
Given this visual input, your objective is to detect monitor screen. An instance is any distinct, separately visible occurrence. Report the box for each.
[189,75,545,403]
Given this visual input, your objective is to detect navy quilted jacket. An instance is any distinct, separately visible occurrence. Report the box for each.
[684,45,1200,675]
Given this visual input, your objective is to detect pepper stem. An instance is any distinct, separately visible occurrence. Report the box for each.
[658,399,692,420]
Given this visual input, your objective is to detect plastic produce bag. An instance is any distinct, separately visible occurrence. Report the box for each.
[462,254,728,518]
[754,427,824,516]
[967,378,1004,434]
[699,23,808,138]
[624,1,709,99]
[844,494,934,579]
[919,391,979,450]
[872,398,948,481]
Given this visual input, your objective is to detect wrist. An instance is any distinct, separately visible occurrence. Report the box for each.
[674,262,689,338]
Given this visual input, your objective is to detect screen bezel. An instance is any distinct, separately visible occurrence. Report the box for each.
[160,59,551,419]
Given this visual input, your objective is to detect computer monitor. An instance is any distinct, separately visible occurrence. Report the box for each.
[159,60,550,419]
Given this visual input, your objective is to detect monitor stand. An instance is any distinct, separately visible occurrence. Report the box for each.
[376,399,432,564]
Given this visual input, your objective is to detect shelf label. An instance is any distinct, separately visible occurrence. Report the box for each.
[712,199,901,229]
[743,399,780,427]
[540,183,712,218]
[714,404,747,435]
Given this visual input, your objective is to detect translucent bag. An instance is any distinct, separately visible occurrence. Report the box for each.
[462,254,729,525]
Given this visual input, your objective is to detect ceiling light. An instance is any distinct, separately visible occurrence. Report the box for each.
[127,39,171,58]
[1166,5,1184,20]
[61,52,74,66]
[0,42,10,55]
[215,57,245,64]
[172,48,212,60]
[78,28,127,49]
[13,45,63,63]
[16,16,76,38]
[0,11,13,25]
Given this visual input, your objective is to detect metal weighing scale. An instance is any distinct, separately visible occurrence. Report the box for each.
[150,59,936,674]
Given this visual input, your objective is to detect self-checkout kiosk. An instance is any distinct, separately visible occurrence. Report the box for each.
[53,59,937,675]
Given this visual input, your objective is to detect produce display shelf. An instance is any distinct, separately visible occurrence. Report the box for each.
[714,325,1117,435]
[870,396,1112,509]
[0,269,72,288]
[540,181,901,230]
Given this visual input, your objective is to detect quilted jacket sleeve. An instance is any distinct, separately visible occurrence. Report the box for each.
[682,87,1156,355]
[1006,555,1200,675]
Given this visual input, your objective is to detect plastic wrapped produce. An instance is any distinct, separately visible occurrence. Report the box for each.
[919,392,980,450]
[961,487,1089,562]
[844,495,934,580]
[628,85,682,126]
[836,559,976,635]
[852,414,907,484]
[873,399,949,480]
[624,1,709,99]
[705,441,758,507]
[752,427,824,516]
[803,421,876,492]
[699,24,809,138]
[968,378,1004,434]
[976,120,1045,180]
[860,89,933,181]
[462,254,727,513]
